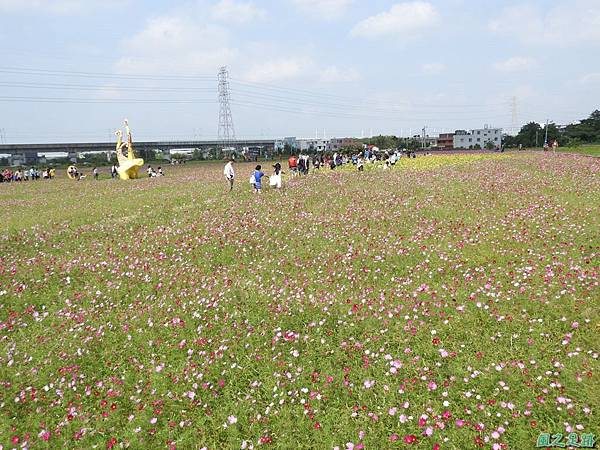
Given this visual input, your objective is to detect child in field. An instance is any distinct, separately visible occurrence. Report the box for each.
[253,165,266,193]
[224,158,235,191]
[270,162,283,189]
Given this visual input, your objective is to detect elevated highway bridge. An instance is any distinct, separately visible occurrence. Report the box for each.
[0,139,276,165]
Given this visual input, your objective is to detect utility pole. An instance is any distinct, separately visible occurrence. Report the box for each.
[535,129,539,148]
[544,119,549,146]
[0,128,5,144]
[218,66,236,155]
[422,126,427,150]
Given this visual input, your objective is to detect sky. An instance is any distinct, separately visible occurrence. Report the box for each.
[0,0,599,143]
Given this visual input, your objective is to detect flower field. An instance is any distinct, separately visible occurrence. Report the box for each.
[0,153,598,450]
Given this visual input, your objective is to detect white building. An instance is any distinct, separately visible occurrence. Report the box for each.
[453,126,502,149]
[298,138,330,152]
[274,137,298,153]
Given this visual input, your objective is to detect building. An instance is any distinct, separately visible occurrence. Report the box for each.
[436,133,454,149]
[329,137,356,151]
[413,135,438,148]
[453,126,502,149]
[298,138,330,152]
[274,137,298,153]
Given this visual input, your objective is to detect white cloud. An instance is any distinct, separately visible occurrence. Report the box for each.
[0,0,121,14]
[489,0,600,47]
[318,66,361,83]
[493,57,537,73]
[578,73,600,84]
[244,58,312,83]
[291,0,354,20]
[115,15,236,75]
[242,60,361,84]
[422,63,445,75]
[211,0,266,24]
[351,1,439,39]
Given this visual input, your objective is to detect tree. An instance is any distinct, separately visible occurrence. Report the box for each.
[515,122,543,147]
[341,143,362,154]
[541,123,561,144]
[503,134,518,148]
[564,110,600,144]
[359,135,400,149]
[485,141,496,150]
[405,138,421,150]
[192,148,204,160]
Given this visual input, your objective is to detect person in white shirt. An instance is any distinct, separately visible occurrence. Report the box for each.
[223,158,235,191]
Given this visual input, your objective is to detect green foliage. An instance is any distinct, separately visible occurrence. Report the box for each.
[510,110,600,148]
[358,135,400,149]
[564,110,600,143]
[515,122,543,147]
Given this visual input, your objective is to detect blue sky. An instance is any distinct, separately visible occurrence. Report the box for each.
[0,0,599,143]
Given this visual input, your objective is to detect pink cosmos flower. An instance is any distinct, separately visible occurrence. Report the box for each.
[404,434,417,444]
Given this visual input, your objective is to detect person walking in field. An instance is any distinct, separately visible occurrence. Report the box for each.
[252,165,266,193]
[223,158,235,191]
[297,154,306,176]
[288,154,298,177]
[93,167,99,180]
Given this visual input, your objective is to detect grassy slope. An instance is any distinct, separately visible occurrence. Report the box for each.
[0,154,598,449]
[557,146,600,157]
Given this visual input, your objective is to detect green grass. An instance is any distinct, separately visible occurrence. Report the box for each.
[0,154,598,449]
[557,145,600,157]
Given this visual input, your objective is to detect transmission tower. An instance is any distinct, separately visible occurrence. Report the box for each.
[218,66,236,152]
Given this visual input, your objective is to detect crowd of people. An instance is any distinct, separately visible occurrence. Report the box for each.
[146,165,164,178]
[223,147,420,193]
[0,167,56,182]
[3,148,414,187]
[0,164,168,183]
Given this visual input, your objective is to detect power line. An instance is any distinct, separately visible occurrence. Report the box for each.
[230,79,507,110]
[0,66,215,81]
[0,81,215,93]
[0,96,216,104]
[0,81,508,115]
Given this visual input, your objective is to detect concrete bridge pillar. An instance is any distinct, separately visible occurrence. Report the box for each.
[24,151,39,165]
[9,152,38,166]
[9,153,25,166]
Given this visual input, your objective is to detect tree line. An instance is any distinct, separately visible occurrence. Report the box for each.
[504,110,600,148]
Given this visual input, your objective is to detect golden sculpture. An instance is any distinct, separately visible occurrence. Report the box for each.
[67,165,79,180]
[115,119,144,180]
